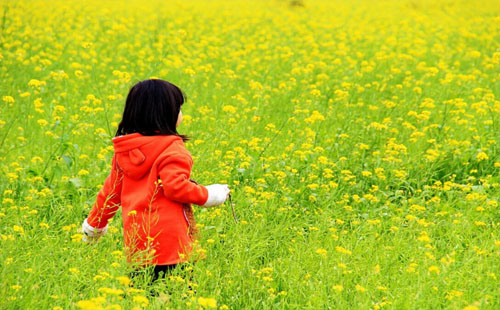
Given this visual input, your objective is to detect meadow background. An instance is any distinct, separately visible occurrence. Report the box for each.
[1,0,499,309]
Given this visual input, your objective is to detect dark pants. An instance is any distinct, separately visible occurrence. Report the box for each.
[129,264,192,296]
[129,264,180,283]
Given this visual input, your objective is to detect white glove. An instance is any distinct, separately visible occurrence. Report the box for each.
[203,184,230,207]
[81,218,108,243]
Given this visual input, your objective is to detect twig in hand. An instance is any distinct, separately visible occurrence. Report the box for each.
[228,193,238,223]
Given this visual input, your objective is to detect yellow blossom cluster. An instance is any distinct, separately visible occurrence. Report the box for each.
[0,0,499,309]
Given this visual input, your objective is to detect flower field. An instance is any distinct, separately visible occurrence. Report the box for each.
[1,0,499,309]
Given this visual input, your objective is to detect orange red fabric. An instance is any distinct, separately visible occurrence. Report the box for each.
[86,133,209,265]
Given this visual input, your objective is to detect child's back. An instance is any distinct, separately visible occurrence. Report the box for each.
[87,132,208,265]
[82,79,230,275]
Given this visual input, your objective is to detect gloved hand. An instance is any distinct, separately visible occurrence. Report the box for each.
[203,184,230,207]
[81,218,108,243]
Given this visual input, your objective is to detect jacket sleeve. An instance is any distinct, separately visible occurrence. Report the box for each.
[158,153,209,206]
[86,154,123,228]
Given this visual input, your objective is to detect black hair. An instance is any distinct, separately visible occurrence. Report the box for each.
[116,79,189,141]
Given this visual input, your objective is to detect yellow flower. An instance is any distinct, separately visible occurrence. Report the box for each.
[72,234,83,242]
[355,284,366,292]
[7,172,19,181]
[28,79,46,88]
[198,297,217,309]
[2,96,15,103]
[77,300,102,310]
[13,225,24,234]
[332,285,344,292]
[132,295,149,307]
[3,198,14,205]
[476,152,488,161]
[335,246,352,255]
[116,276,130,286]
[31,156,44,163]
[428,266,440,274]
[127,288,145,294]
[222,105,236,114]
[98,287,124,296]
[78,169,89,176]
[417,231,431,242]
[315,248,327,258]
[445,290,463,300]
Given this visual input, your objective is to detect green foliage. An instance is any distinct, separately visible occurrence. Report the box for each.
[0,0,499,309]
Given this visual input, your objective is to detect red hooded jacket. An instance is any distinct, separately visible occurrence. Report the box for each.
[86,133,209,265]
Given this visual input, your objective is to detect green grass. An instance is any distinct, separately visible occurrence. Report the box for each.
[0,0,499,309]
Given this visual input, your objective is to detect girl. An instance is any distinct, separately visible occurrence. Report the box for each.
[81,79,230,282]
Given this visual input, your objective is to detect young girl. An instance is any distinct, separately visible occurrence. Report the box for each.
[81,79,230,281]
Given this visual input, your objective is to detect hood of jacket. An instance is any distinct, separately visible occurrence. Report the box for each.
[112,133,183,179]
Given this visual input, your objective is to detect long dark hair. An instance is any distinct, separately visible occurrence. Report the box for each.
[115,79,189,141]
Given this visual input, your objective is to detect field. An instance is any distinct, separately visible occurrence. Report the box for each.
[1,0,499,309]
